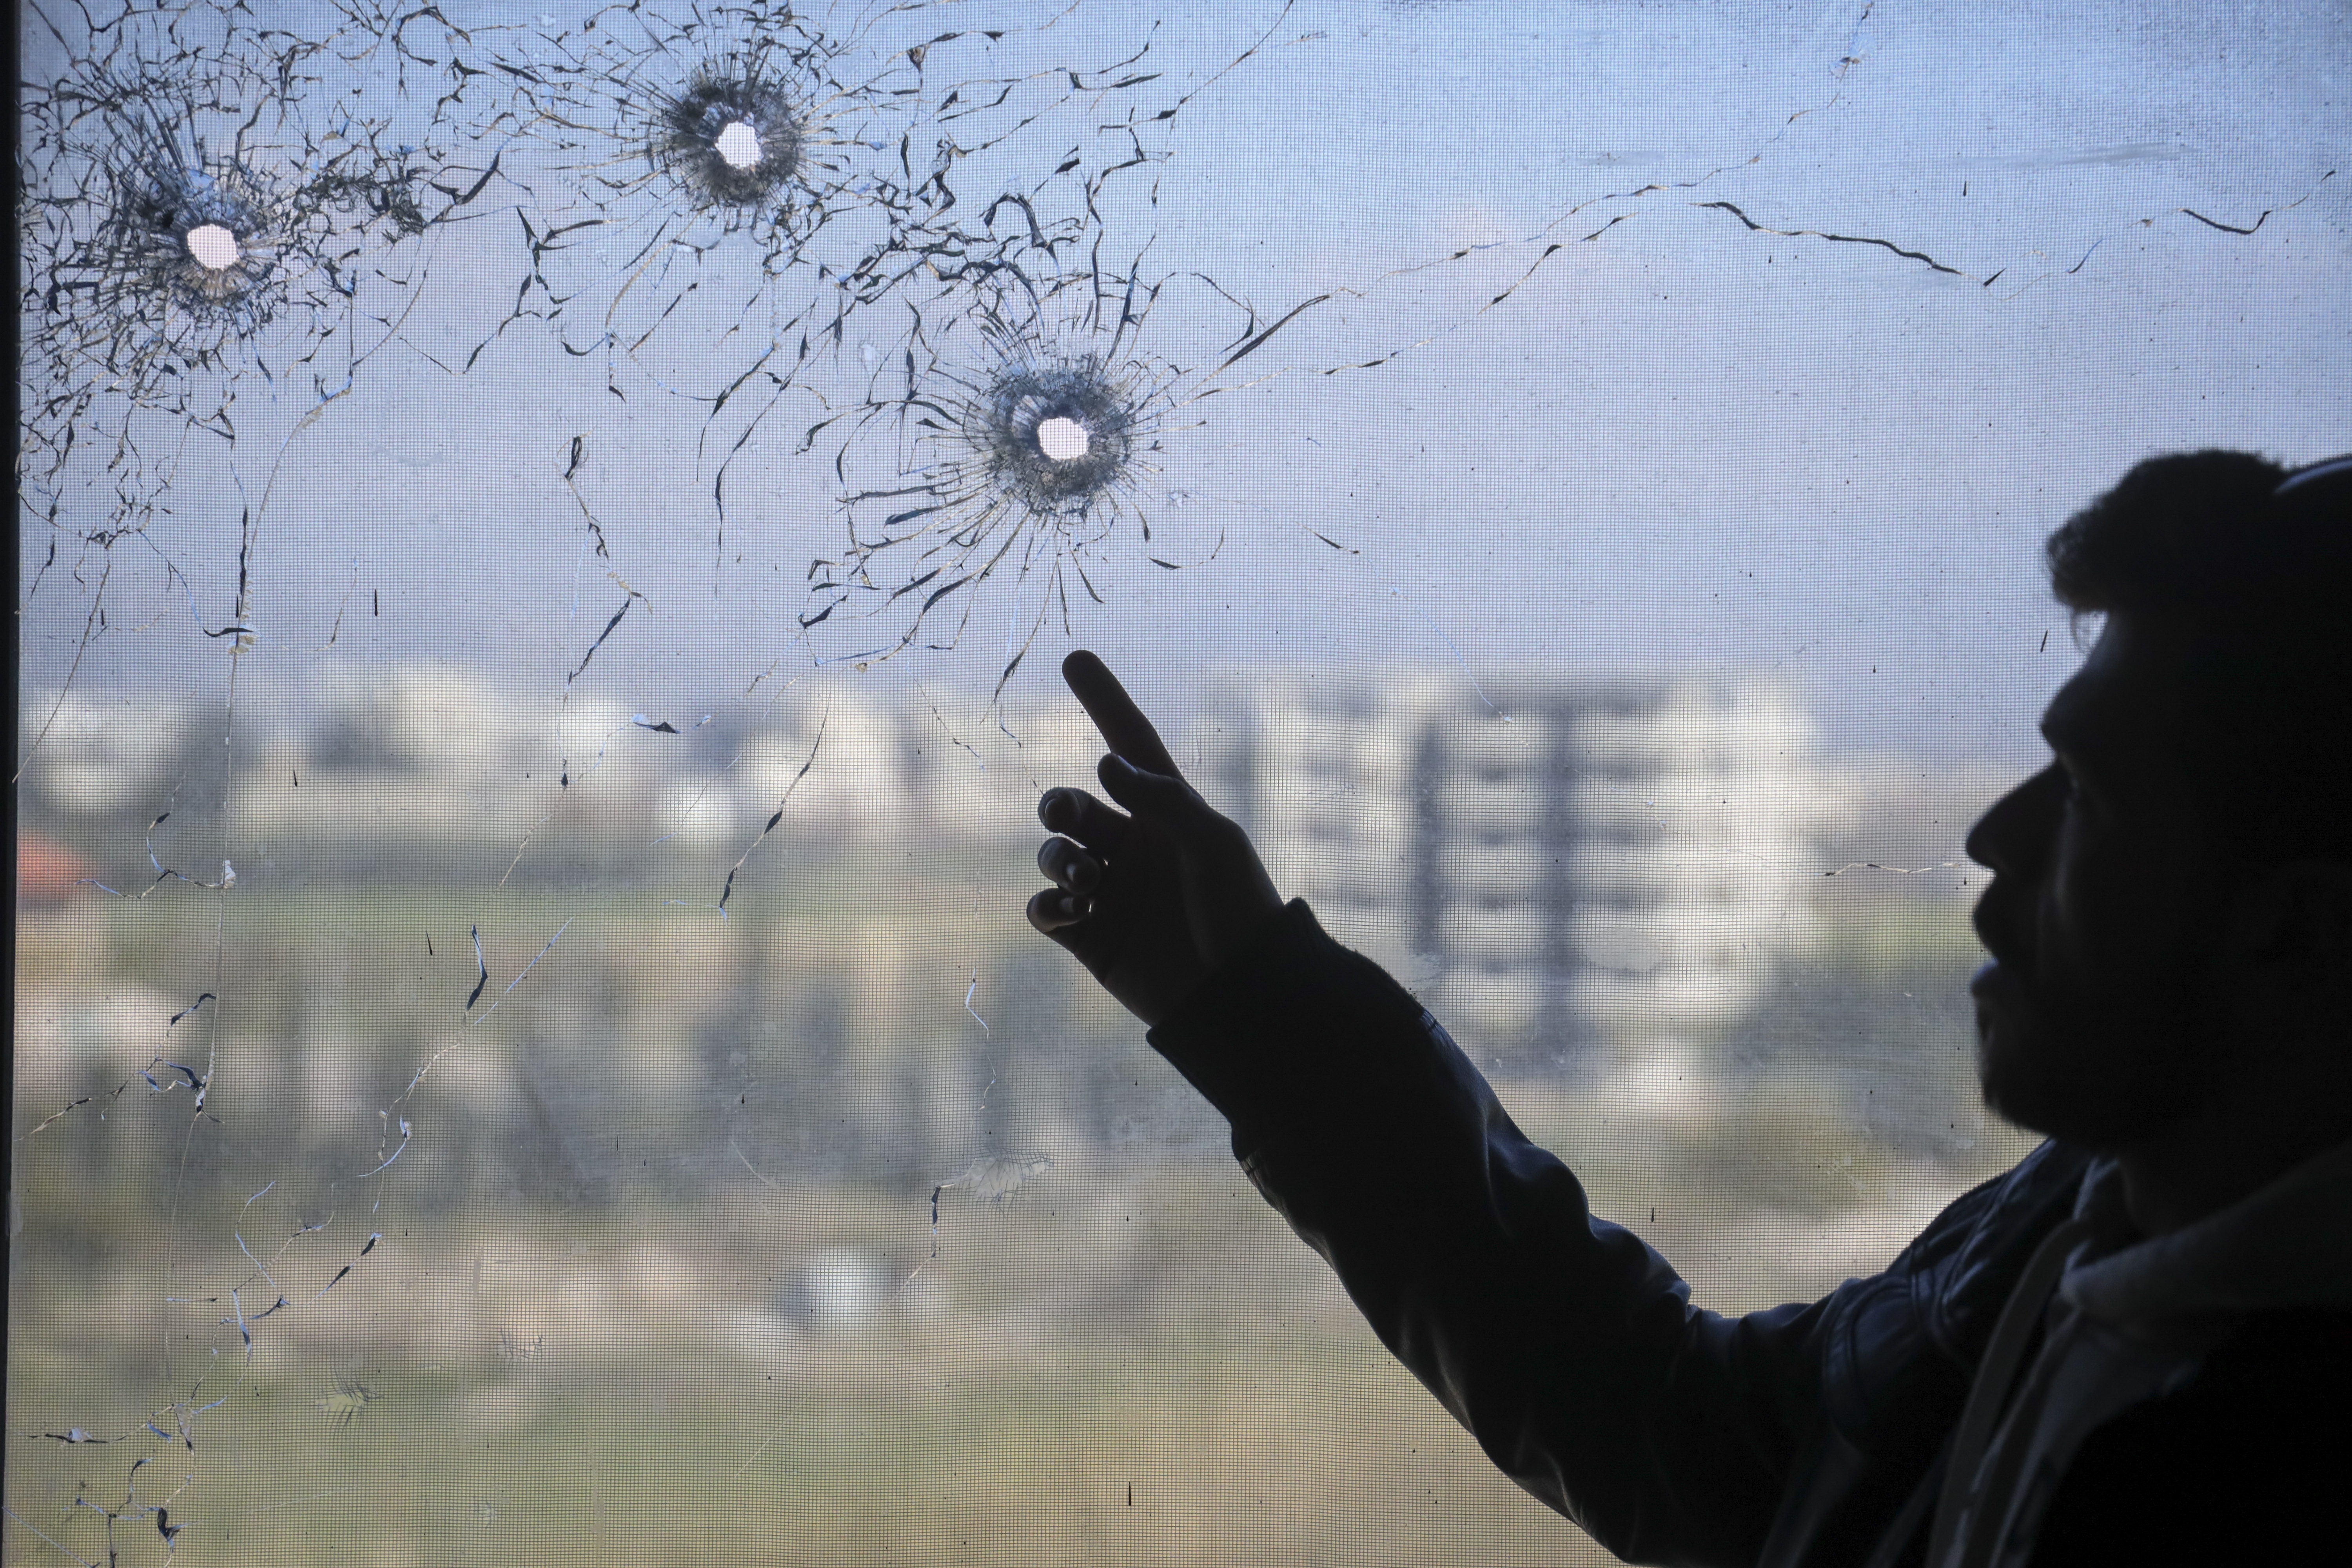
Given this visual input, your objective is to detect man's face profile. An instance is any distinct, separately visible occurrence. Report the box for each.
[1964,613,2232,1150]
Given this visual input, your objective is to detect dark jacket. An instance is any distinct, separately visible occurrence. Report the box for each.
[1147,901,2352,1567]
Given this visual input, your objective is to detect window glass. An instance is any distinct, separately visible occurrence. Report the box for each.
[14,3,2344,1563]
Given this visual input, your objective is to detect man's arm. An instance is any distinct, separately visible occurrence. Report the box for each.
[1146,896,1831,1566]
[1025,651,1843,1563]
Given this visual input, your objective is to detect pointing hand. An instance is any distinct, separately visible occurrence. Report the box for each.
[1027,651,1284,1026]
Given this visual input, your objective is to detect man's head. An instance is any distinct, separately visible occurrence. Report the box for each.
[1966,450,2352,1151]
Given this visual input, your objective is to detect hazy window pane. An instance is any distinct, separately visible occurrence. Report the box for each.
[15,2,2345,1563]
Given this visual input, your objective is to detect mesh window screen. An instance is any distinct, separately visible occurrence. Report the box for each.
[12,3,2345,1564]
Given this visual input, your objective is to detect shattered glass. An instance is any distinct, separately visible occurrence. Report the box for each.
[13,2,2347,1563]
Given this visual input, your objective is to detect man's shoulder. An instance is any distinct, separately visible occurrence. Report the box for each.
[1859,1142,2094,1359]
[1818,1144,2094,1449]
[1904,1142,2097,1352]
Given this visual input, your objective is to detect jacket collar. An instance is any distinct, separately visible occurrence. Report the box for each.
[2058,1138,2352,1329]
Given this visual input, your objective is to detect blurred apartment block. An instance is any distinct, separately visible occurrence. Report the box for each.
[23,664,1855,1056]
[1201,670,1831,1058]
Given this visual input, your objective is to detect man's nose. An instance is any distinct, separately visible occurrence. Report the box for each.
[1965,763,2064,877]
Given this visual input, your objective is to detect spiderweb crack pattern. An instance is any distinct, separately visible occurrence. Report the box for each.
[800,258,1271,695]
[460,2,1135,399]
[18,7,464,543]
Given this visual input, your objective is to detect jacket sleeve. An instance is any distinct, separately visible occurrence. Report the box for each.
[1147,900,1835,1568]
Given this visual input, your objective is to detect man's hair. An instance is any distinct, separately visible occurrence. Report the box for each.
[2044,448,2352,866]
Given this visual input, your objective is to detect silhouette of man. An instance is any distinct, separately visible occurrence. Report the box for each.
[1027,449,2352,1567]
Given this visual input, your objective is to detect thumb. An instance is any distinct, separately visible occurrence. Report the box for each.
[1095,752,1208,824]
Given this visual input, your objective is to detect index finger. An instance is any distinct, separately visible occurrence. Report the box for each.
[1062,650,1183,779]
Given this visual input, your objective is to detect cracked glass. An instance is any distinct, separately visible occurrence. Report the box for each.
[13,2,2348,1563]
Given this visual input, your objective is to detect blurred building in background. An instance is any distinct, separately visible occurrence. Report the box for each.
[21,666,1852,1162]
[24,669,1835,958]
[1202,670,1835,1063]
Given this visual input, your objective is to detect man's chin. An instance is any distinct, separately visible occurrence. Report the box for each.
[1967,962,2031,1085]
[1969,961,2077,1139]
[1971,972,2171,1149]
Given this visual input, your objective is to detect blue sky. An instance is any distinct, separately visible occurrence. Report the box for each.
[20,0,2349,761]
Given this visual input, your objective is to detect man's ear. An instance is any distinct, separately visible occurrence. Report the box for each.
[2226,859,2352,989]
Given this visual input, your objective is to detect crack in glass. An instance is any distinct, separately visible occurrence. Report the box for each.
[12,3,2346,1564]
